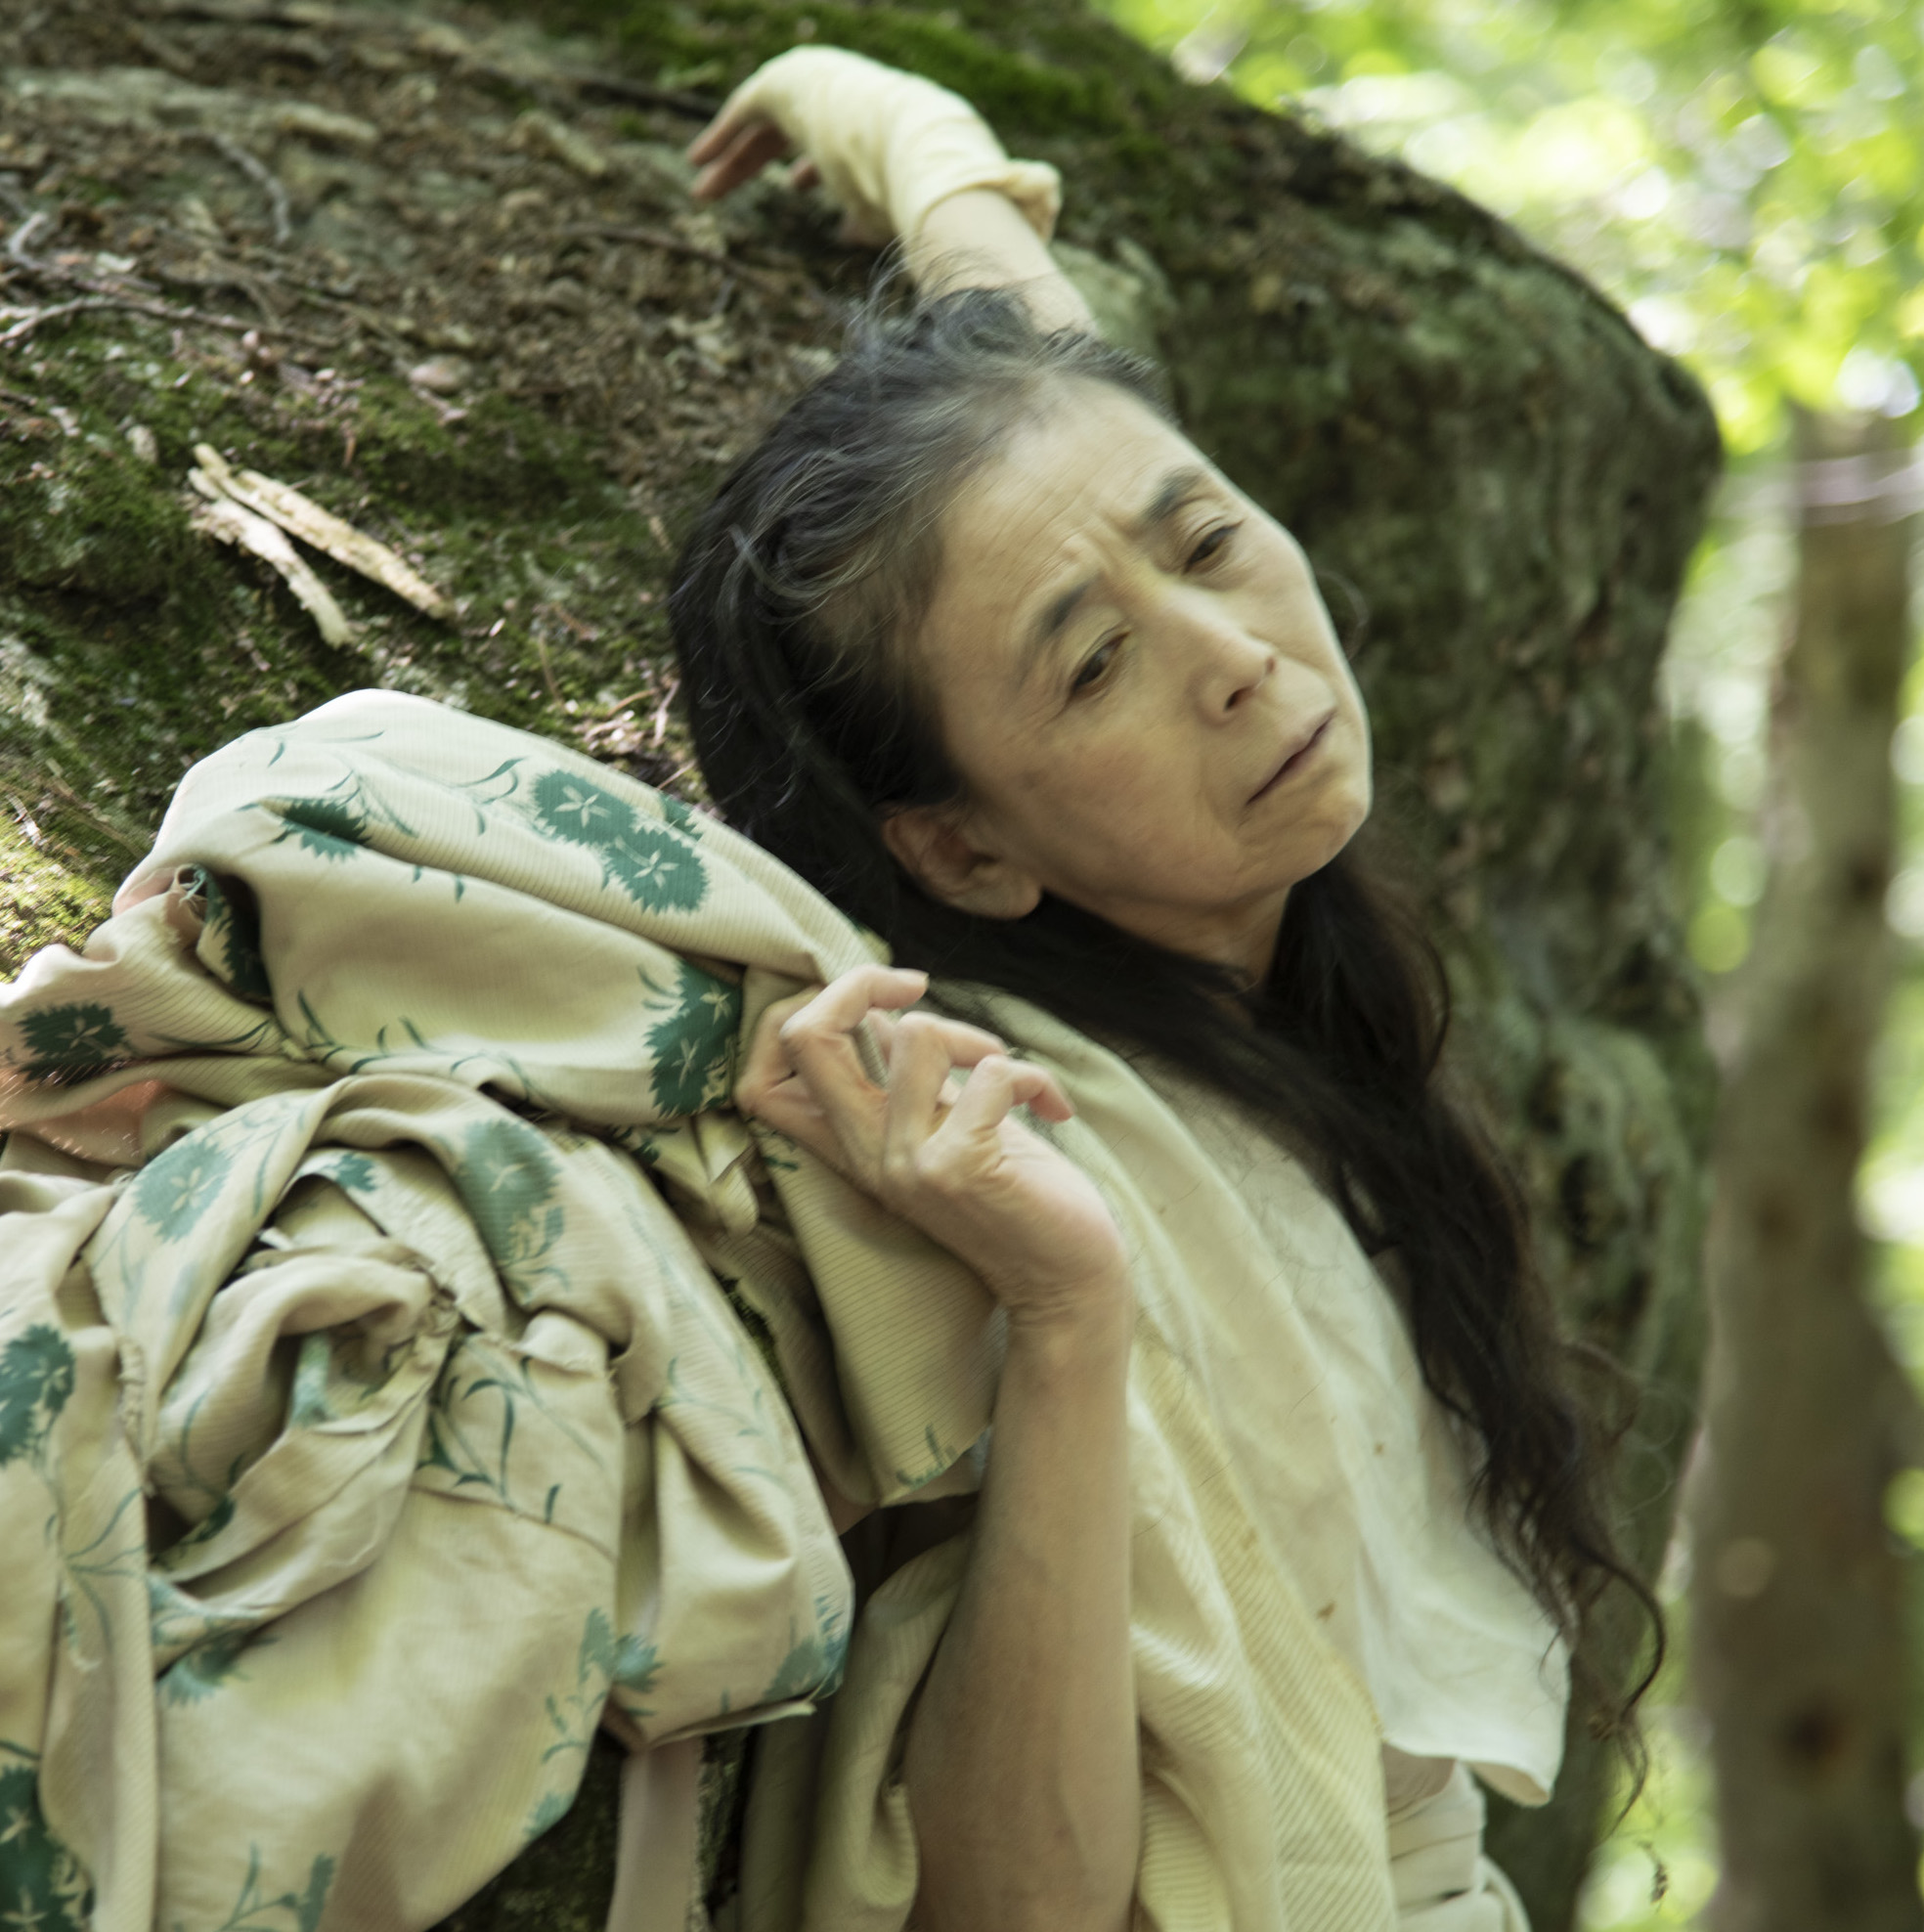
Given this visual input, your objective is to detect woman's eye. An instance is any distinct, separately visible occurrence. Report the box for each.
[1071,637,1121,694]
[1186,523,1239,568]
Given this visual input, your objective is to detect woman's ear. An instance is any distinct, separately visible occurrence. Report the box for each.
[880,804,1042,920]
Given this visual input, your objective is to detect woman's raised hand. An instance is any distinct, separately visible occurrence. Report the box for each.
[737,965,1130,1328]
[685,47,1061,251]
[686,75,824,212]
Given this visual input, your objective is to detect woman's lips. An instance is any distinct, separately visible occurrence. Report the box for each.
[1249,714,1334,803]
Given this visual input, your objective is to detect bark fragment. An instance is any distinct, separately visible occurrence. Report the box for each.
[192,443,453,619]
[188,478,355,644]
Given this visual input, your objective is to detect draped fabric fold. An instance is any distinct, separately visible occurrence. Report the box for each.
[0,690,1547,1932]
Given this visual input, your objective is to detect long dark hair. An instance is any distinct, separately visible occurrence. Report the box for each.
[670,285,1660,1763]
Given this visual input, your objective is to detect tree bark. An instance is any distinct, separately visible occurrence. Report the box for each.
[1690,409,1922,1932]
[0,0,1721,1923]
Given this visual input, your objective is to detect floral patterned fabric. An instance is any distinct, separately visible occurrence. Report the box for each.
[0,689,1408,1932]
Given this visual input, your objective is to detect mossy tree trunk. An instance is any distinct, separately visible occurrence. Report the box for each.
[0,0,1718,1925]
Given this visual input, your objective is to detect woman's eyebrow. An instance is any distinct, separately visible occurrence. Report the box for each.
[1016,464,1216,684]
[1139,464,1212,533]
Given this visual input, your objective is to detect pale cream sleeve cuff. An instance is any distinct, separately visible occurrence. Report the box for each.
[722,45,1062,248]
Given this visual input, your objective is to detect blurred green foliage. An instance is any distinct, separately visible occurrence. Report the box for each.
[1101,0,1922,450]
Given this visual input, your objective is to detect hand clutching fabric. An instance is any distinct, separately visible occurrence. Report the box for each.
[737,963,1130,1330]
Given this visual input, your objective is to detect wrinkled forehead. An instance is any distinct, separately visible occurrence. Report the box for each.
[936,382,1219,591]
[906,385,1229,708]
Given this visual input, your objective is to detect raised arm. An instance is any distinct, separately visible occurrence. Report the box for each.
[909,186,1092,332]
[686,46,1095,333]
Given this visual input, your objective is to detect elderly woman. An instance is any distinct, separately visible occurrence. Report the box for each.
[0,41,1656,1932]
[669,46,1656,1932]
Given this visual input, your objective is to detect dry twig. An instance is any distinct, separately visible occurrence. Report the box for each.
[6,213,52,267]
[199,131,293,245]
[1,288,327,349]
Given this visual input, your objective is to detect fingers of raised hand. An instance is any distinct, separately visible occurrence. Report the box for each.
[689,116,793,201]
[685,87,756,165]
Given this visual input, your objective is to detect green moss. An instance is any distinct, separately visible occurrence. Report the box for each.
[0,816,112,980]
[430,1733,622,1932]
[1,439,200,605]
[537,0,1171,134]
[348,385,609,517]
[0,313,663,857]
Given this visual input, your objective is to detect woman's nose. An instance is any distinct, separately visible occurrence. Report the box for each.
[1185,608,1275,716]
[1221,641,1275,713]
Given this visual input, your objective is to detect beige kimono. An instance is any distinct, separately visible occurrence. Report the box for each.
[0,689,1559,1932]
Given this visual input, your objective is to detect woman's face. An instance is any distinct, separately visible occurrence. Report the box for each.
[885,381,1372,983]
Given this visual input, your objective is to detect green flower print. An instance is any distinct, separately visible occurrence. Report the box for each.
[274,795,369,861]
[320,1151,378,1197]
[645,962,739,1118]
[18,1001,130,1079]
[0,1325,76,1469]
[581,1604,661,1697]
[527,1606,655,1834]
[606,822,707,912]
[153,1493,236,1573]
[160,1629,258,1705]
[659,794,707,839]
[761,1598,849,1704]
[189,867,273,1003]
[132,1131,235,1244]
[528,766,709,913]
[523,1788,574,1840]
[203,1847,335,1932]
[0,1759,92,1932]
[455,1117,562,1265]
[149,1572,248,1658]
[531,768,636,847]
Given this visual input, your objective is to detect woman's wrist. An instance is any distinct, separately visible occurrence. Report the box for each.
[998,1264,1135,1358]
